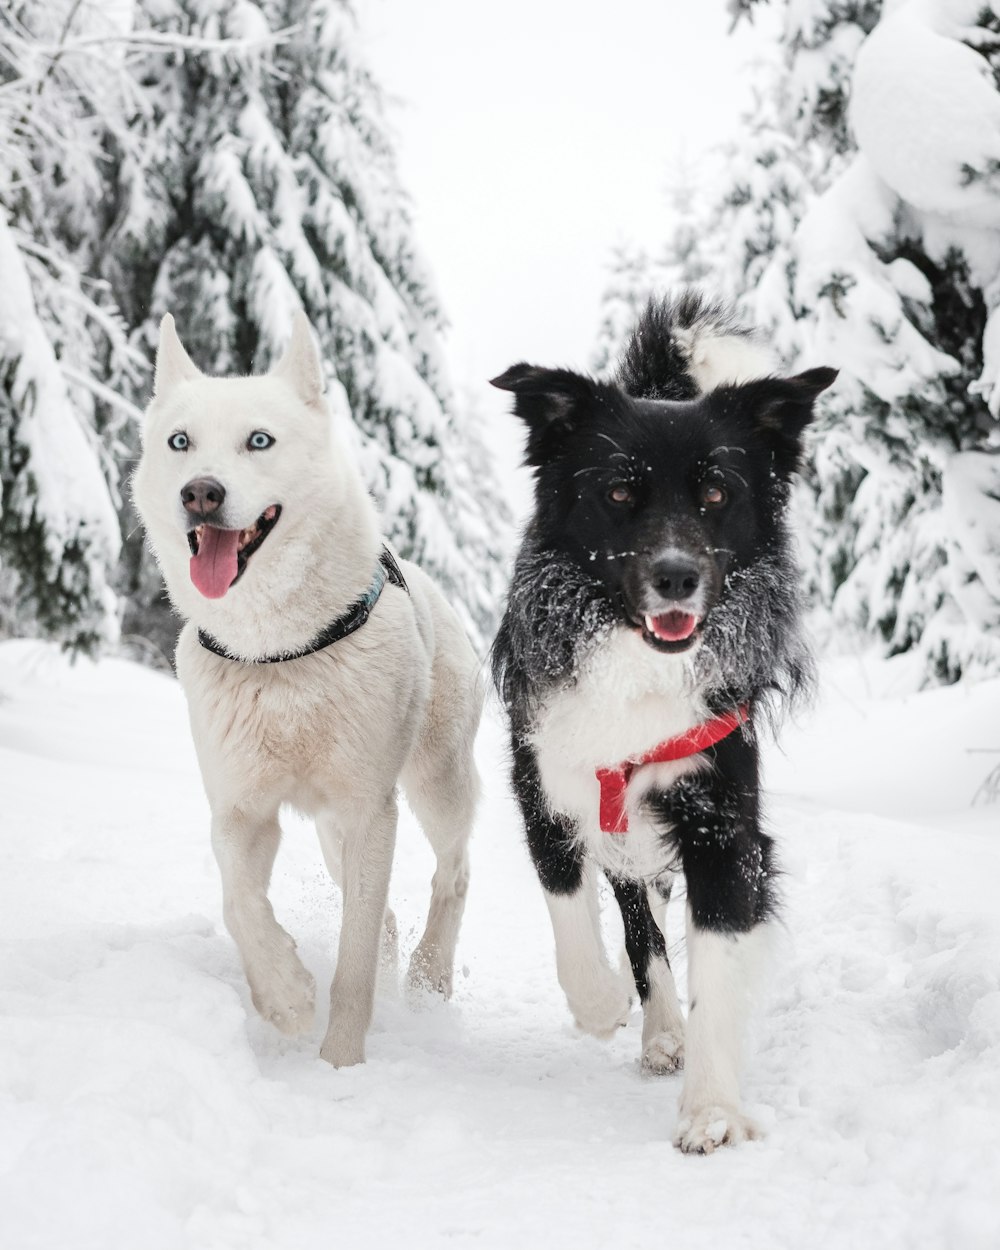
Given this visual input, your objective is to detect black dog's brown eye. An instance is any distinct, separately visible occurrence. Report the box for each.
[608,483,633,505]
[702,482,726,507]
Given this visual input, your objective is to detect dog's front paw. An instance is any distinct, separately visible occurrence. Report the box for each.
[642,1029,684,1074]
[248,957,316,1037]
[674,1103,760,1154]
[567,979,632,1039]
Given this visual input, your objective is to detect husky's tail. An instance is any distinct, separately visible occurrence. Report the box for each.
[615,290,775,401]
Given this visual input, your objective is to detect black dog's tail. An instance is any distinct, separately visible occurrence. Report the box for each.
[615,291,773,402]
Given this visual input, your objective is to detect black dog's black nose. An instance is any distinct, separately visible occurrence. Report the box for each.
[180,476,226,516]
[651,558,701,601]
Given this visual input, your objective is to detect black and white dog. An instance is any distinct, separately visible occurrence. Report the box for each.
[491,293,835,1153]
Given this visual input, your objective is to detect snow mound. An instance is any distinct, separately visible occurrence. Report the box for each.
[851,2,1000,225]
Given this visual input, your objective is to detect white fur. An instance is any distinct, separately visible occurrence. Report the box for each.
[640,951,686,1074]
[531,626,708,881]
[531,627,701,1056]
[674,323,776,392]
[133,314,483,1066]
[674,918,771,1153]
[544,862,631,1038]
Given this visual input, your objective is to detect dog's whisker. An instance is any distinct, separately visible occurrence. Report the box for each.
[593,431,628,455]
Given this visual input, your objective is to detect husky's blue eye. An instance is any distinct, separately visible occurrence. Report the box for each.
[247,431,275,451]
[168,432,189,451]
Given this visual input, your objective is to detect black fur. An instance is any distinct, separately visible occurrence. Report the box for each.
[510,729,585,895]
[608,876,669,1002]
[648,730,779,932]
[615,290,752,402]
[490,293,835,981]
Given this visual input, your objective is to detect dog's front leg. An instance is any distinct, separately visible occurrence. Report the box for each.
[212,806,316,1036]
[675,917,769,1152]
[320,794,398,1068]
[544,861,633,1038]
[511,733,630,1037]
[651,761,776,1153]
[316,810,400,983]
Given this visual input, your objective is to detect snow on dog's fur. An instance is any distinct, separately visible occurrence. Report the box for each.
[133,313,482,1067]
[491,291,836,1152]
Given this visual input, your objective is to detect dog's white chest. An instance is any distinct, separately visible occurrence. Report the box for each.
[530,628,707,880]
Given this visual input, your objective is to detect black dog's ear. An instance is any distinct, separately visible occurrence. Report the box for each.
[490,364,603,464]
[490,363,600,423]
[740,366,838,468]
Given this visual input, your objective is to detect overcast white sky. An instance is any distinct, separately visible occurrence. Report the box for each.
[361,0,770,487]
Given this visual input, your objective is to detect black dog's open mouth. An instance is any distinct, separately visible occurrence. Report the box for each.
[637,610,702,653]
[187,504,281,599]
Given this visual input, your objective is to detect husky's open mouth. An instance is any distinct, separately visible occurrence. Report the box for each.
[187,504,281,599]
[638,609,701,654]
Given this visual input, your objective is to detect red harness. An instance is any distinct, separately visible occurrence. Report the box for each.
[595,706,749,835]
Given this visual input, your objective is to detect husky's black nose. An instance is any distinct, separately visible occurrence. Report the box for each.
[650,557,701,601]
[181,476,226,517]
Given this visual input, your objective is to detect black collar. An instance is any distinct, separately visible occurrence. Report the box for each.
[197,545,409,664]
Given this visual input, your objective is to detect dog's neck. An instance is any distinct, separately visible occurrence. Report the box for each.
[170,469,385,662]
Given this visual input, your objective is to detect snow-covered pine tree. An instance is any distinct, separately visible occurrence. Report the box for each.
[598,0,1000,681]
[111,0,509,653]
[0,1,139,653]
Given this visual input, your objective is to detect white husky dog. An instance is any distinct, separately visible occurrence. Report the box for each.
[133,312,483,1067]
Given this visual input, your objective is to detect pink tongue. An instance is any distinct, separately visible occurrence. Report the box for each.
[649,611,697,642]
[190,527,241,599]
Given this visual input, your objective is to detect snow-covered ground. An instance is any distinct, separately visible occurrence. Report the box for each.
[1,638,998,1249]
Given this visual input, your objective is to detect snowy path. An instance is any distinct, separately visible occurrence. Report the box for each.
[1,640,998,1249]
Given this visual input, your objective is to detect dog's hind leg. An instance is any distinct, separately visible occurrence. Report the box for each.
[398,619,482,998]
[648,871,677,939]
[401,725,478,999]
[316,810,399,982]
[212,805,316,1036]
[320,795,398,1067]
[609,876,685,1073]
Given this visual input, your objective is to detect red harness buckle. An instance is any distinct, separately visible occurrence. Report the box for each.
[595,706,749,834]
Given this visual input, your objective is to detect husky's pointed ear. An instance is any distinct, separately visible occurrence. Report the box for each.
[271,311,324,407]
[742,366,838,469]
[154,314,202,398]
[490,364,603,464]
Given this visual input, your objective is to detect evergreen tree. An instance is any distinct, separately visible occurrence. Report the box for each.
[1,0,509,661]
[0,1,138,653]
[598,0,1000,681]
[112,0,508,653]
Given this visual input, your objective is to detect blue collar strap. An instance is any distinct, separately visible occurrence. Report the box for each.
[197,545,409,664]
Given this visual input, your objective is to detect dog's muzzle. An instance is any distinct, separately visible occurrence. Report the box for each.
[624,551,715,653]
